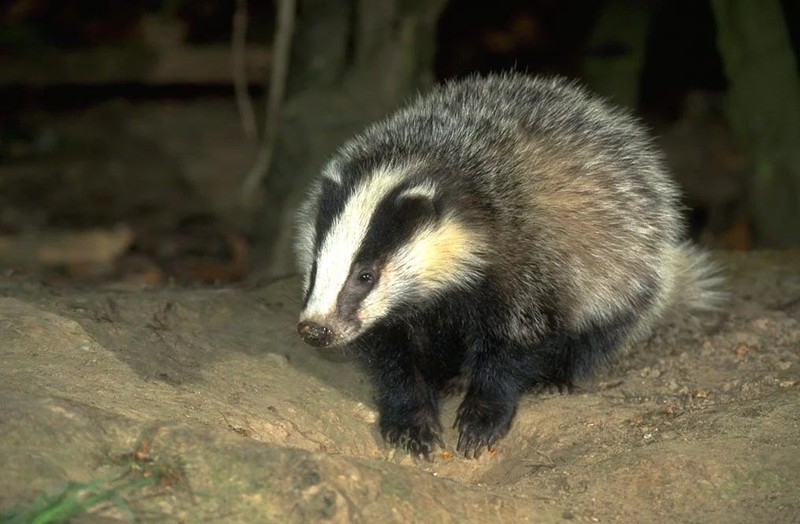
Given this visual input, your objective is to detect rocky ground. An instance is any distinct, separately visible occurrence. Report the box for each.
[1,249,798,523]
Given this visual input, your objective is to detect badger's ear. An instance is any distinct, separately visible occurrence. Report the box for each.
[396,183,439,219]
[397,195,439,225]
[397,182,436,201]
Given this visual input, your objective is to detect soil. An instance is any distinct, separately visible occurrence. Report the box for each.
[1,249,799,523]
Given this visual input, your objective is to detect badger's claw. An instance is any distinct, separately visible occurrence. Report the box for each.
[454,397,515,459]
[381,420,444,460]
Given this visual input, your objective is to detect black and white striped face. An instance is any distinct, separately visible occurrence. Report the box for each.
[294,165,486,348]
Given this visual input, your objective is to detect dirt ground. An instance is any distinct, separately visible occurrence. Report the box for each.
[1,248,799,523]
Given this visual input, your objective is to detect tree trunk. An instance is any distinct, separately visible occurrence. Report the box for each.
[582,0,653,108]
[710,0,800,247]
[252,0,447,279]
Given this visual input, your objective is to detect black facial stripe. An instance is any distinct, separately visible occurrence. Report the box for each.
[337,277,373,321]
[354,183,437,268]
[302,259,317,308]
[313,178,350,255]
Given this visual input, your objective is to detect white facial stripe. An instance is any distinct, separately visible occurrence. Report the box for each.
[302,168,405,320]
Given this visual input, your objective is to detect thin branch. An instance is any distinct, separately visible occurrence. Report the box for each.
[232,0,257,142]
[240,0,297,207]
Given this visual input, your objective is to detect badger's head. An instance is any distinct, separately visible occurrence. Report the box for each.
[294,165,487,348]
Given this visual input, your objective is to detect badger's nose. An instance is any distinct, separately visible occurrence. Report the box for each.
[297,320,334,347]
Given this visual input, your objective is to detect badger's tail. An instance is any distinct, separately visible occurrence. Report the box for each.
[626,241,725,346]
[662,241,727,317]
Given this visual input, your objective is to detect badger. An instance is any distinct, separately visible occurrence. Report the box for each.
[293,73,721,459]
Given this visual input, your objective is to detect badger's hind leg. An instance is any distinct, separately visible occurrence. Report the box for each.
[357,323,455,459]
[556,309,642,384]
[456,311,640,458]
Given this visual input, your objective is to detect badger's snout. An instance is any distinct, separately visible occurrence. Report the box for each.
[297,320,334,347]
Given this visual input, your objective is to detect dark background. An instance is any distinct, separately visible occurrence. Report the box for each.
[1,0,798,286]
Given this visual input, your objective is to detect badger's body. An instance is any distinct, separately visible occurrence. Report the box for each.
[294,73,721,458]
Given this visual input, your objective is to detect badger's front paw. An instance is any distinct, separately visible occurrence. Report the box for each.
[380,417,444,460]
[454,396,516,459]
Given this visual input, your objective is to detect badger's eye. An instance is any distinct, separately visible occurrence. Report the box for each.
[357,271,375,285]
